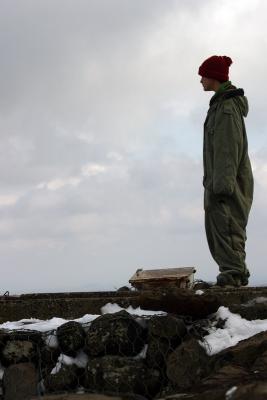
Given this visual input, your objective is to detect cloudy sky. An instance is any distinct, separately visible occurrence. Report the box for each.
[1,0,267,294]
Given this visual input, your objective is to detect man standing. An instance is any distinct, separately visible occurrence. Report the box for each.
[198,55,254,287]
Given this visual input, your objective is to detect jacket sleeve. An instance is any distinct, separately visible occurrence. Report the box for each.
[212,103,242,196]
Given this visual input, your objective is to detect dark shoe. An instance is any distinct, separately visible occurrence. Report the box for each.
[240,270,250,286]
[241,276,249,286]
[193,280,213,290]
[216,273,242,288]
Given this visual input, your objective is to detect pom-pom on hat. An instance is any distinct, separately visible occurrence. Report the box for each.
[198,55,233,82]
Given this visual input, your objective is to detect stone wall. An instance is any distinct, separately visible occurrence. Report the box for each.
[1,288,267,399]
[0,309,189,400]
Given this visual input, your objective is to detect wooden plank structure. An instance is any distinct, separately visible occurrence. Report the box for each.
[129,267,196,290]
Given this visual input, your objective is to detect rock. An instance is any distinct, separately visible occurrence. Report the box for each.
[0,330,43,366]
[85,311,146,357]
[36,380,267,400]
[147,315,187,341]
[166,338,212,389]
[0,330,42,344]
[1,340,36,366]
[117,286,131,292]
[0,330,9,350]
[201,365,249,388]
[138,289,220,319]
[56,321,85,357]
[40,346,61,378]
[31,394,148,400]
[157,390,226,400]
[146,337,171,369]
[146,315,187,370]
[3,362,38,400]
[83,356,161,397]
[229,381,267,399]
[252,349,267,374]
[44,364,79,392]
[230,302,267,320]
[214,330,267,369]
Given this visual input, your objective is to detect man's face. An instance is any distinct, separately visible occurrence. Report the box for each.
[200,76,215,91]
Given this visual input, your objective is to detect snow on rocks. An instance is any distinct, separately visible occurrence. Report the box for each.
[195,290,204,295]
[0,315,98,334]
[2,300,267,397]
[225,385,238,399]
[0,303,165,336]
[101,302,166,316]
[200,305,267,355]
[44,334,59,349]
[0,304,168,396]
[51,350,89,374]
[3,303,267,359]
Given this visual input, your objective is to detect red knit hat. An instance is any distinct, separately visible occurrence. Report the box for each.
[198,55,233,82]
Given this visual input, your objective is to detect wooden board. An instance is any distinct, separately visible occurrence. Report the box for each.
[129,267,196,289]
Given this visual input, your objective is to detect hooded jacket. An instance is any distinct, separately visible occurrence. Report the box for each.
[203,82,254,212]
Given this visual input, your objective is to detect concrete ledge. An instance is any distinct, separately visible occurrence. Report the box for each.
[1,287,267,323]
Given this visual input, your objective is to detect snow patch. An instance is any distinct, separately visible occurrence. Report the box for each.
[0,308,117,334]
[246,296,267,305]
[133,344,148,360]
[0,303,163,351]
[51,350,89,374]
[200,306,267,355]
[0,364,5,380]
[225,385,237,399]
[44,334,59,349]
[101,303,166,316]
[0,317,73,332]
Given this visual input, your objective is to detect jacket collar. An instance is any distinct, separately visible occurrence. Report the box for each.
[209,81,244,106]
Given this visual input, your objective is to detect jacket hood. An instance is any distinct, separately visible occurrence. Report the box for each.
[210,86,249,117]
[224,88,249,117]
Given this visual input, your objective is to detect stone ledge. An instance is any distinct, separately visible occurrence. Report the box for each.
[1,287,267,323]
[31,394,146,400]
[31,395,121,400]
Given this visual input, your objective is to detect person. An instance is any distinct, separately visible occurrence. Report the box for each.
[198,55,254,287]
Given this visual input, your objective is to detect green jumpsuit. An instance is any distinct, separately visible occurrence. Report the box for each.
[203,81,254,286]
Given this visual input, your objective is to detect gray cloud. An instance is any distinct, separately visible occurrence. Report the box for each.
[0,0,266,293]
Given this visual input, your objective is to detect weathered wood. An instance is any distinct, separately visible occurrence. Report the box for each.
[129,267,196,290]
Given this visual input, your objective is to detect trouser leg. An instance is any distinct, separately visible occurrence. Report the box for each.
[204,197,249,281]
